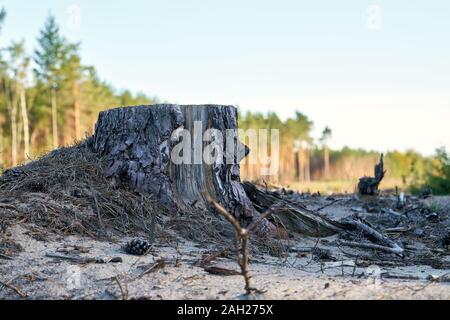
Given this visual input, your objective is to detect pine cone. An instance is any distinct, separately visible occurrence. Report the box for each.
[124,238,152,255]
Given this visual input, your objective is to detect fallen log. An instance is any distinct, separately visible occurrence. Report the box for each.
[45,252,123,264]
[242,182,343,237]
[339,218,404,255]
[337,240,403,255]
[242,182,405,254]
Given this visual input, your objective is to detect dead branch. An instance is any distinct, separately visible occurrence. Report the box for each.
[316,198,343,212]
[0,253,13,260]
[45,252,123,264]
[200,248,230,266]
[208,197,264,295]
[114,275,128,300]
[0,279,28,298]
[137,259,166,278]
[382,273,422,281]
[337,240,404,255]
[243,182,343,236]
[341,219,404,255]
[427,274,450,283]
[203,266,241,276]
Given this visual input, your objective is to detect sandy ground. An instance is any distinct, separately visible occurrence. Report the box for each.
[0,224,449,300]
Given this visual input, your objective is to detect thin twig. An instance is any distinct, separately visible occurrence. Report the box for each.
[0,279,28,298]
[316,198,343,212]
[137,259,166,278]
[207,196,263,295]
[45,252,122,264]
[337,240,403,255]
[210,200,244,236]
[114,275,128,300]
[0,253,13,260]
[200,248,230,266]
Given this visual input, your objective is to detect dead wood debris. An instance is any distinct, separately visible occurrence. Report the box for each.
[337,240,402,255]
[45,252,123,264]
[56,244,90,254]
[427,274,450,283]
[0,139,448,294]
[208,197,268,295]
[243,180,450,272]
[358,154,386,195]
[199,248,230,266]
[0,279,28,298]
[339,218,404,255]
[203,266,241,276]
[0,141,159,241]
[0,253,13,260]
[114,275,129,300]
[242,181,342,237]
[136,259,166,278]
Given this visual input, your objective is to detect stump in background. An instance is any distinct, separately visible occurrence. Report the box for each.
[358,154,386,195]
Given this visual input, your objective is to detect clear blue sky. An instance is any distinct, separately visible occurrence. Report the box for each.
[1,0,449,155]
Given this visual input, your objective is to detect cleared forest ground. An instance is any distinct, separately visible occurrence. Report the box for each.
[1,143,449,300]
[1,197,449,300]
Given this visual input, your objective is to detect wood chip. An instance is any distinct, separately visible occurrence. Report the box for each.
[203,266,241,276]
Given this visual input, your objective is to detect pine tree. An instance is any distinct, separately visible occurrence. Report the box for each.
[0,7,7,168]
[60,42,82,141]
[8,41,31,161]
[0,7,5,32]
[321,126,332,180]
[34,15,66,148]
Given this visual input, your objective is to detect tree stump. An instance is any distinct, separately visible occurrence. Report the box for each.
[358,154,386,195]
[92,104,271,231]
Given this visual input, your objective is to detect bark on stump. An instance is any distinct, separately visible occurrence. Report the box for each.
[92,104,270,230]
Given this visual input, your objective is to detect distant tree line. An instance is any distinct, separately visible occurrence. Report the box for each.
[238,110,448,194]
[0,10,157,168]
[1,7,447,194]
[409,148,450,195]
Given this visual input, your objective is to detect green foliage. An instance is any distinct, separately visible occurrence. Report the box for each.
[0,5,444,194]
[384,150,428,185]
[239,110,313,143]
[425,148,450,195]
[408,148,449,195]
[0,11,159,166]
[320,126,332,144]
[34,15,66,86]
[0,7,6,33]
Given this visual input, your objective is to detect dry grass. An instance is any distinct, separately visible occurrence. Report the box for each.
[0,139,287,257]
[166,204,288,256]
[0,139,158,240]
[280,178,405,195]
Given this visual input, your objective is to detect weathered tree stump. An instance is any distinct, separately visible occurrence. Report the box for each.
[358,154,386,195]
[92,104,271,231]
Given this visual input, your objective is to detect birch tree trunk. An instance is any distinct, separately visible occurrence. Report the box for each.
[7,81,18,167]
[0,115,4,169]
[324,144,330,180]
[72,80,81,141]
[19,84,30,160]
[51,86,58,148]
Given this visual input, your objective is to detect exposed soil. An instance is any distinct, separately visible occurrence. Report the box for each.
[1,144,449,300]
[0,223,449,300]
